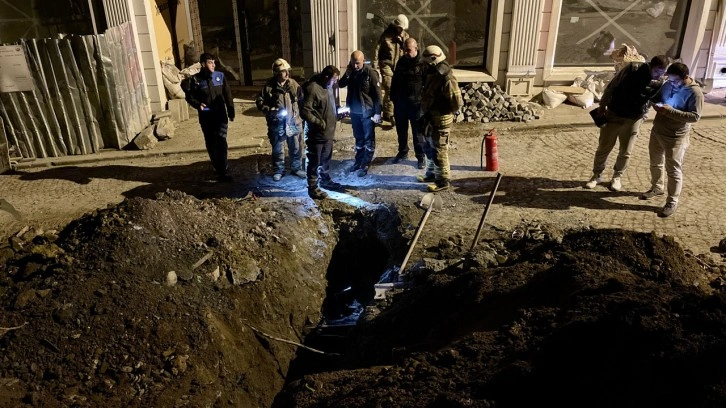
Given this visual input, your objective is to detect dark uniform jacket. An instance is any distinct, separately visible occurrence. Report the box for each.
[338,65,382,117]
[300,76,336,142]
[390,53,425,106]
[601,62,663,120]
[185,70,235,121]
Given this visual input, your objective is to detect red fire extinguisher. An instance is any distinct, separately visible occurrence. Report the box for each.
[481,128,499,171]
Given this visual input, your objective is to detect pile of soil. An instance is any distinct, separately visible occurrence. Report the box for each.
[0,191,401,407]
[3,190,726,407]
[278,229,726,407]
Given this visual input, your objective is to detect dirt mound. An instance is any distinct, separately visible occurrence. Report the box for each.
[278,229,726,407]
[0,191,352,407]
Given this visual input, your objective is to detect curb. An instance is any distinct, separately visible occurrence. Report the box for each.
[14,144,262,170]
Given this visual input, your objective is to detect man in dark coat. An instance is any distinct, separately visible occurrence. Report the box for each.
[185,53,235,181]
[390,37,426,168]
[338,50,382,177]
[300,65,341,200]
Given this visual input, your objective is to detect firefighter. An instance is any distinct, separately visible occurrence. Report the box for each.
[256,58,305,181]
[418,45,463,192]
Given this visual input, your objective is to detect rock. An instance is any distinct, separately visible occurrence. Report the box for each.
[227,257,261,285]
[166,271,178,286]
[131,125,158,150]
[208,266,220,281]
[718,237,726,253]
[14,289,37,309]
[154,117,176,140]
[176,268,194,281]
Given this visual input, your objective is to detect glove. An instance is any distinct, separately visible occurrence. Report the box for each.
[372,114,381,123]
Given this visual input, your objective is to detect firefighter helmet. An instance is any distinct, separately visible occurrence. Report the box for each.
[422,45,446,65]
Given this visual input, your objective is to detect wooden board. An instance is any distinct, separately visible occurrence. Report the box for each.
[547,85,587,94]
[0,117,10,174]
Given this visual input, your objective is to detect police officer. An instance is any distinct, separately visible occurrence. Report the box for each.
[256,58,305,181]
[185,53,235,181]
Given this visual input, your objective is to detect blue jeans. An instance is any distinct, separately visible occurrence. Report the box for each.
[267,119,303,175]
[350,113,376,167]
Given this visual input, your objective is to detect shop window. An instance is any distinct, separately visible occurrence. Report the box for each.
[357,0,489,67]
[555,0,690,66]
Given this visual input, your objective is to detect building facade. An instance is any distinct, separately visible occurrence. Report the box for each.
[302,0,726,94]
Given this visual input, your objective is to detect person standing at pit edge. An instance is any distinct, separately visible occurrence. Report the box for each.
[256,58,306,182]
[639,62,703,218]
[584,55,669,191]
[390,37,426,169]
[417,45,462,192]
[300,65,342,200]
[375,14,409,125]
[339,50,382,177]
[185,52,235,182]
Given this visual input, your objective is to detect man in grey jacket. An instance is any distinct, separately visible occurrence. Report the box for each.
[639,62,703,217]
[300,65,341,200]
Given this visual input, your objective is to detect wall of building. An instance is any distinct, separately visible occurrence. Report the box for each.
[130,0,166,112]
[151,0,193,64]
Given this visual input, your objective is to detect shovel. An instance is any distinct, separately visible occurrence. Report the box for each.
[398,193,443,276]
[463,173,502,268]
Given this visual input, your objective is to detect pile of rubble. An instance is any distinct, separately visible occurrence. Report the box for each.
[458,82,542,123]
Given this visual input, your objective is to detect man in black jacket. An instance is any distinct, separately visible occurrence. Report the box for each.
[185,53,235,181]
[390,37,426,168]
[338,50,382,177]
[300,65,341,200]
[584,55,668,191]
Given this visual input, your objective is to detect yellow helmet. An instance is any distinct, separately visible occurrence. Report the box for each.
[272,58,291,73]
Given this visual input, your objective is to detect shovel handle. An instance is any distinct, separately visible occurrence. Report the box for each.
[469,172,502,253]
[399,204,434,275]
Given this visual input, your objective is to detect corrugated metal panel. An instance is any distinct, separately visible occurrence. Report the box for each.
[310,0,339,72]
[103,0,131,27]
[508,0,542,69]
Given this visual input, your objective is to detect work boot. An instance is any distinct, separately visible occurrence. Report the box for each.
[292,169,307,178]
[273,173,283,182]
[348,162,361,173]
[308,187,328,200]
[417,173,435,183]
[609,177,622,192]
[319,178,343,191]
[639,188,665,200]
[417,157,426,169]
[217,174,233,182]
[392,152,408,164]
[584,174,602,189]
[658,202,677,217]
[427,182,451,192]
[357,166,369,177]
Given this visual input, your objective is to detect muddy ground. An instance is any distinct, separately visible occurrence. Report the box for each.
[2,107,726,406]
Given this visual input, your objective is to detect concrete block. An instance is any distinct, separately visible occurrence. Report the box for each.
[131,125,158,150]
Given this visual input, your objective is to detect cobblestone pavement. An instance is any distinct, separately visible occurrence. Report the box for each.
[1,97,725,260]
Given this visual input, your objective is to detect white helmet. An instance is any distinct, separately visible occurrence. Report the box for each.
[422,45,446,65]
[272,58,291,73]
[393,14,409,30]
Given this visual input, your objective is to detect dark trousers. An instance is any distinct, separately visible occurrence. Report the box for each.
[350,113,376,167]
[306,139,334,187]
[199,114,229,175]
[394,101,425,159]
